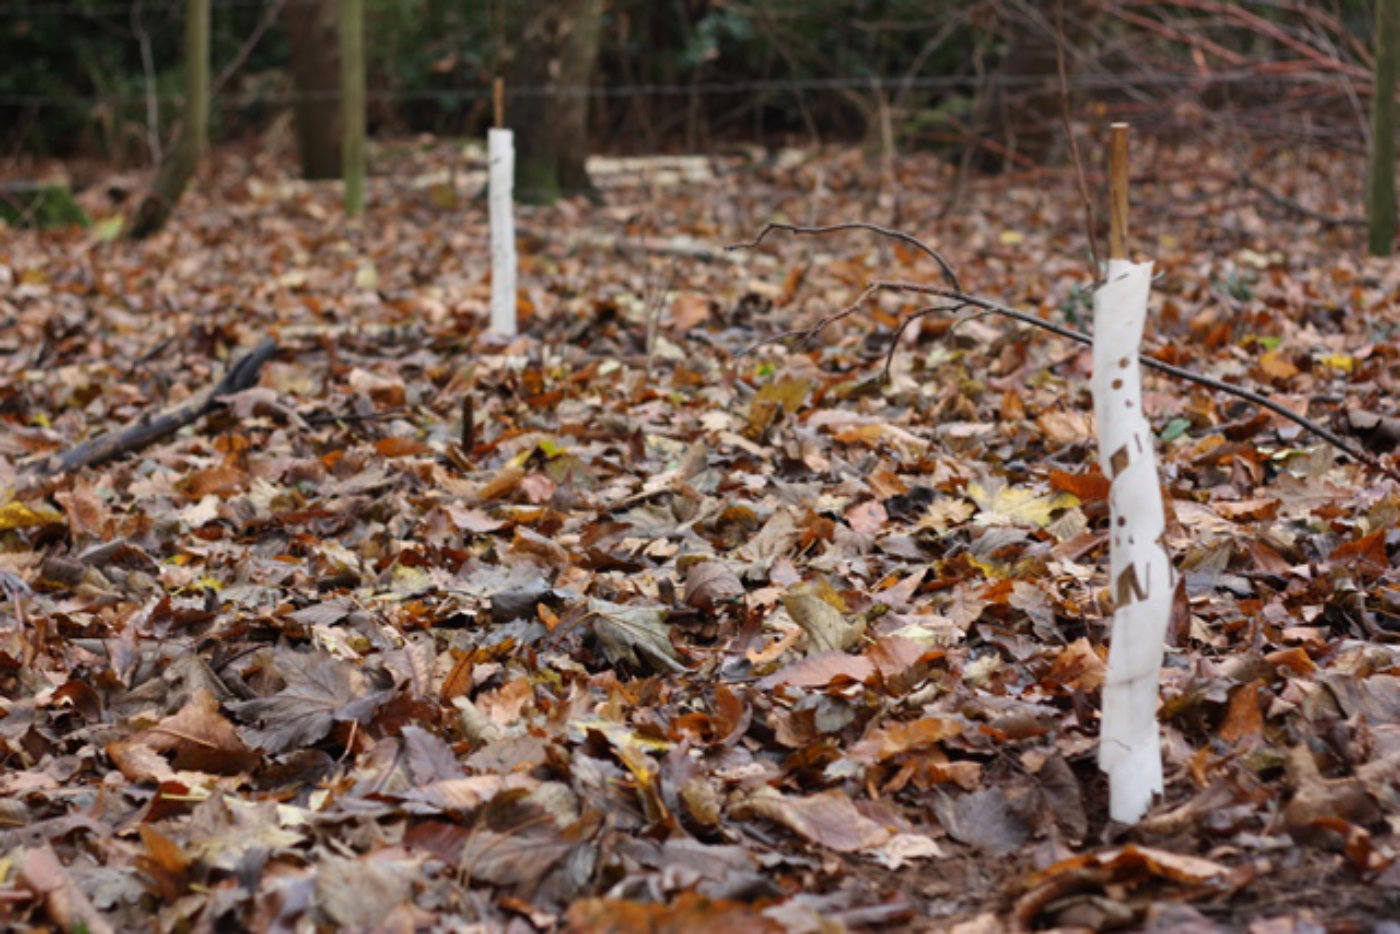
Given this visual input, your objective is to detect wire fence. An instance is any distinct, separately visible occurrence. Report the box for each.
[0,1,1372,241]
[0,0,1374,201]
[0,67,1366,110]
[4,0,299,15]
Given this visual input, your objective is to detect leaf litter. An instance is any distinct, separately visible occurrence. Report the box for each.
[0,139,1399,928]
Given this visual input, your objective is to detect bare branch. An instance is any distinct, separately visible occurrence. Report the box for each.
[132,0,162,164]
[735,283,882,358]
[735,224,1397,481]
[878,279,1400,482]
[881,302,969,380]
[727,222,962,293]
[1054,0,1101,278]
[212,0,290,101]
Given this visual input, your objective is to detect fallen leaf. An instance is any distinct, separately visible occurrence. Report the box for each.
[589,597,683,672]
[783,585,862,653]
[968,476,1077,528]
[758,650,874,689]
[139,688,260,775]
[233,652,387,753]
[684,559,744,609]
[733,787,891,852]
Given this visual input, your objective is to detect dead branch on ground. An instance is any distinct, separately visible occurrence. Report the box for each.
[1235,170,1366,228]
[728,225,1400,483]
[30,338,279,476]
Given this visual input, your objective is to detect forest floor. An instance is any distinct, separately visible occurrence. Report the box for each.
[2,135,1400,932]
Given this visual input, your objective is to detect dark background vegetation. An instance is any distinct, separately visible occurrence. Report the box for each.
[0,0,1380,169]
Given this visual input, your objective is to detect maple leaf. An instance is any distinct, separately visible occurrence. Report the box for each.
[232,651,389,753]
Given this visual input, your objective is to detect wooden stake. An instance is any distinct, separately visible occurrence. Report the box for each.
[1108,122,1129,260]
[493,76,504,129]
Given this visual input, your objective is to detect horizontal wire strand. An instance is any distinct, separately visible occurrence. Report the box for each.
[0,68,1358,109]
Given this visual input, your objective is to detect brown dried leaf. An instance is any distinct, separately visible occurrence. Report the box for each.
[139,688,259,775]
[782,586,862,653]
[849,716,963,765]
[588,597,683,672]
[233,652,386,753]
[684,559,744,610]
[1044,638,1106,693]
[17,845,115,934]
[757,650,875,689]
[733,787,891,853]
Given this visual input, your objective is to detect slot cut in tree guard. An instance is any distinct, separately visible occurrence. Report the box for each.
[1093,258,1174,824]
[488,127,518,336]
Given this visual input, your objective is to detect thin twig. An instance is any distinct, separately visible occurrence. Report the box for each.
[1055,0,1101,278]
[881,279,1400,482]
[727,222,962,293]
[881,302,970,380]
[303,408,410,426]
[211,0,290,100]
[736,283,881,358]
[643,258,680,378]
[1235,170,1365,227]
[132,0,162,165]
[730,225,1397,481]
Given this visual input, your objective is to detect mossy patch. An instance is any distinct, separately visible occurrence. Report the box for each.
[0,183,89,229]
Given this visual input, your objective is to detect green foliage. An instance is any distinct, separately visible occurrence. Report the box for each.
[0,183,89,229]
[0,0,1379,161]
[362,0,494,133]
[2,0,976,157]
[0,0,273,157]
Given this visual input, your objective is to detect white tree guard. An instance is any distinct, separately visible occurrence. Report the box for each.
[488,127,518,336]
[1092,258,1173,824]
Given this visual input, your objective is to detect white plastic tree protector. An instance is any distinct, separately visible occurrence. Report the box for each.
[1092,258,1174,824]
[488,127,517,336]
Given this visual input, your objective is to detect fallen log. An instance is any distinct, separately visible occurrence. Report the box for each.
[34,338,278,476]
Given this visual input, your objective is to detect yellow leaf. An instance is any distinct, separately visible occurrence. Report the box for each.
[353,261,379,290]
[745,378,810,436]
[1259,350,1298,380]
[1317,353,1354,373]
[0,500,63,531]
[913,497,975,531]
[967,479,1077,528]
[391,565,431,592]
[1235,248,1270,269]
[535,437,567,458]
[999,230,1024,246]
[967,554,1009,579]
[93,214,125,242]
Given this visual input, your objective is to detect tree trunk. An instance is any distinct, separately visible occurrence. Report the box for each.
[284,0,341,180]
[507,0,605,204]
[128,0,207,238]
[341,0,366,215]
[1369,0,1398,256]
